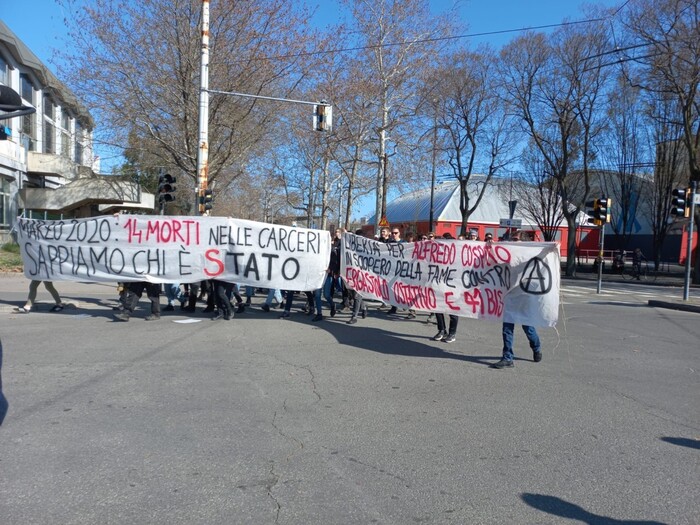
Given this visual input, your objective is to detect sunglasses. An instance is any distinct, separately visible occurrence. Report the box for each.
[392,232,400,235]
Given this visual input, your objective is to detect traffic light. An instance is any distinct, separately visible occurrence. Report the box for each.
[313,101,332,132]
[585,199,599,225]
[199,188,213,213]
[670,187,691,218]
[585,197,611,226]
[594,197,611,225]
[158,173,176,203]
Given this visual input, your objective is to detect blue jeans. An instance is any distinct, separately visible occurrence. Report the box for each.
[323,274,340,307]
[313,275,337,315]
[164,283,184,305]
[265,288,282,305]
[502,323,540,361]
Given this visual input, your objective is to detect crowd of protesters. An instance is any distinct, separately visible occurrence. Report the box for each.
[13,226,543,369]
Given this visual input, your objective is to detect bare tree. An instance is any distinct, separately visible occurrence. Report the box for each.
[313,55,377,229]
[596,74,649,249]
[341,0,458,229]
[645,96,688,267]
[500,21,611,276]
[58,0,315,193]
[619,0,700,280]
[504,151,566,241]
[432,47,516,236]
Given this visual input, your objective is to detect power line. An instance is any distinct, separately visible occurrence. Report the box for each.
[256,18,610,63]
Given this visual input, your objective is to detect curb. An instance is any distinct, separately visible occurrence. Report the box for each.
[648,300,700,314]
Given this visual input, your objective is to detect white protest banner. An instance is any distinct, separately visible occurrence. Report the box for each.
[16,215,330,291]
[341,234,560,327]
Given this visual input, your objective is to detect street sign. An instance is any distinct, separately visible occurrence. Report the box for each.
[378,216,389,227]
[499,218,522,228]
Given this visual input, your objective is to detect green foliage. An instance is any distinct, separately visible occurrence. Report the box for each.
[0,242,23,271]
[1,242,20,254]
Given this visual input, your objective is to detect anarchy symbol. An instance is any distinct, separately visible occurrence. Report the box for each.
[519,257,552,295]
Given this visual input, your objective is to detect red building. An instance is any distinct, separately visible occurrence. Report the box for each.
[367,178,595,258]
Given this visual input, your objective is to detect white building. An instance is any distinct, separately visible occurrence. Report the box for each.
[0,20,153,244]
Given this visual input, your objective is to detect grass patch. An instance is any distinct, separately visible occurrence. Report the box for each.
[0,243,23,272]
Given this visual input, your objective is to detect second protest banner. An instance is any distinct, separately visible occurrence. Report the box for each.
[341,234,560,327]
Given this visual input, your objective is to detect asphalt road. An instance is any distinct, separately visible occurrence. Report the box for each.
[0,275,698,524]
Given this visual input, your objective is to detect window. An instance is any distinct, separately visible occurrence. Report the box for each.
[43,95,57,154]
[0,55,7,86]
[0,177,10,230]
[43,95,55,119]
[44,121,55,154]
[61,129,71,157]
[20,73,34,104]
[74,120,83,164]
[21,113,36,151]
[59,110,71,158]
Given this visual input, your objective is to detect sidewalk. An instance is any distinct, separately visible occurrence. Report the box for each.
[562,266,700,314]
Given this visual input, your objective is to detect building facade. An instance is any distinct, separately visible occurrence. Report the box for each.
[0,20,153,244]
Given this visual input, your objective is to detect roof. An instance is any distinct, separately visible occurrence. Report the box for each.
[370,176,534,226]
[0,20,94,128]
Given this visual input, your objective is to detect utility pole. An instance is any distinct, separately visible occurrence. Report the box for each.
[196,0,210,216]
[428,102,438,233]
[196,2,332,217]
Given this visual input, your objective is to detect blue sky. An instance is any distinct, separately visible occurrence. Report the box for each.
[2,0,621,218]
[3,1,622,65]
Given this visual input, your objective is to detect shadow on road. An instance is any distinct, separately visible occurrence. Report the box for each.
[660,436,700,450]
[0,338,7,426]
[279,309,513,367]
[520,493,667,524]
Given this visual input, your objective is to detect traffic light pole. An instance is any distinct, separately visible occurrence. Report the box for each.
[682,181,697,301]
[596,224,605,294]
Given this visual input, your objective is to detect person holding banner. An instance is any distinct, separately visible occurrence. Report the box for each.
[433,313,458,343]
[313,228,343,321]
[490,231,543,369]
[113,281,161,322]
[346,229,369,325]
[15,280,64,313]
[386,227,402,315]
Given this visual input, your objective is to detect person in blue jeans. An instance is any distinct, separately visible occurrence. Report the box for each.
[490,323,542,368]
[489,230,543,369]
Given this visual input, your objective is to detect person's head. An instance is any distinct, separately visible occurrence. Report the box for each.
[379,228,390,239]
[391,228,401,239]
[468,230,478,240]
[405,232,416,242]
[355,228,365,237]
[442,232,453,239]
[510,230,521,241]
[334,227,345,238]
[427,231,435,240]
[420,234,428,241]
[484,232,494,242]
